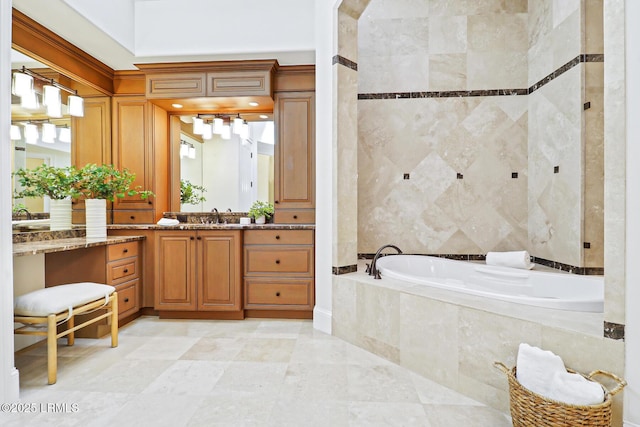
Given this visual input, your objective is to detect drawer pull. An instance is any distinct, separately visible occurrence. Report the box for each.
[124,297,129,303]
[275,235,280,240]
[275,260,280,264]
[276,292,280,297]
[197,236,201,240]
[190,236,195,240]
[293,215,298,219]
[123,269,129,273]
[123,248,128,253]
[130,216,135,220]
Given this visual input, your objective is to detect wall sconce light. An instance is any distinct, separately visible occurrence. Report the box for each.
[11,72,33,97]
[188,143,196,159]
[10,125,21,140]
[213,117,224,135]
[68,95,84,117]
[24,123,39,145]
[221,122,231,140]
[58,126,71,143]
[180,140,197,159]
[241,121,250,140]
[13,67,84,117]
[202,123,213,140]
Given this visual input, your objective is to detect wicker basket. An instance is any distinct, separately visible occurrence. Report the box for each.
[494,362,626,427]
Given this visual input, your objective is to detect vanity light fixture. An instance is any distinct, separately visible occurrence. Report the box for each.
[23,123,39,145]
[42,123,57,143]
[241,121,250,140]
[202,123,213,140]
[188,143,196,159]
[180,140,189,158]
[14,67,85,117]
[10,125,21,140]
[221,122,231,140]
[58,126,71,143]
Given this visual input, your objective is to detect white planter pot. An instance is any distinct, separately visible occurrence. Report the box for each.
[49,198,72,231]
[254,215,266,224]
[85,198,107,241]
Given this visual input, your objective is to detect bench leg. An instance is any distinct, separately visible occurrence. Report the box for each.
[110,293,118,348]
[67,314,75,346]
[47,314,57,385]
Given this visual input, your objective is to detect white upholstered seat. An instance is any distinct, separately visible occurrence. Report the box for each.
[14,282,115,317]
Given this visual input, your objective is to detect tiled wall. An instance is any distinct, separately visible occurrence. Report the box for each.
[357,0,604,269]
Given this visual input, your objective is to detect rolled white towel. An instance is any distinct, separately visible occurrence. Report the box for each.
[547,370,604,406]
[157,218,180,226]
[516,343,566,398]
[486,250,534,269]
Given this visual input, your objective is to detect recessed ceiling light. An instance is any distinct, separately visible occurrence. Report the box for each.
[259,114,269,119]
[172,103,183,109]
[249,102,259,107]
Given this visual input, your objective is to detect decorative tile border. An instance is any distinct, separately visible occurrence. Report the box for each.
[357,253,603,275]
[332,264,358,275]
[604,321,625,340]
[358,53,604,100]
[332,55,358,71]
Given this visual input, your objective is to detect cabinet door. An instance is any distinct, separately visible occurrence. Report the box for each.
[274,92,315,211]
[112,97,152,212]
[197,230,242,311]
[156,232,196,310]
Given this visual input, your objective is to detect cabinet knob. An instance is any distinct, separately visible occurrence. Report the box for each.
[124,269,129,273]
[293,215,298,219]
[190,236,195,240]
[275,292,280,297]
[275,259,280,264]
[197,236,201,240]
[275,235,280,240]
[130,216,135,220]
[124,297,129,303]
[148,200,153,205]
[275,200,279,204]
[123,249,128,253]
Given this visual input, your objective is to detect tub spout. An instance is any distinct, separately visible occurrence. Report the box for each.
[367,244,403,279]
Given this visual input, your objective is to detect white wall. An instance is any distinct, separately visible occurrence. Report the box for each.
[1,0,20,402]
[625,0,640,423]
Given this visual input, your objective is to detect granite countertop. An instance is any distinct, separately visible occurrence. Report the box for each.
[13,235,145,257]
[107,223,315,231]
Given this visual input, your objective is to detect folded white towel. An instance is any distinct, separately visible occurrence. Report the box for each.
[516,343,566,398]
[486,251,534,269]
[157,218,180,226]
[547,370,604,405]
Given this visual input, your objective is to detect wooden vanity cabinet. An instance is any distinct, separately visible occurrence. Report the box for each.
[273,92,316,224]
[44,240,142,336]
[156,230,243,316]
[243,229,314,317]
[111,97,170,224]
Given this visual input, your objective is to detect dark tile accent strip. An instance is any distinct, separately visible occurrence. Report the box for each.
[357,253,604,275]
[359,53,604,100]
[332,55,358,71]
[604,321,625,340]
[532,257,604,275]
[332,264,358,275]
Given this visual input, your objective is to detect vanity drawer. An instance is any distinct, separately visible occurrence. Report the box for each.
[116,280,139,317]
[244,230,313,245]
[112,210,155,224]
[107,258,138,284]
[108,241,138,261]
[273,210,315,224]
[244,278,313,308]
[244,247,313,276]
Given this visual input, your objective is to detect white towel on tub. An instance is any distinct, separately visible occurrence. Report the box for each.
[486,251,534,269]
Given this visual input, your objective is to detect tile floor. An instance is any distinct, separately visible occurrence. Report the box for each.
[4,317,512,426]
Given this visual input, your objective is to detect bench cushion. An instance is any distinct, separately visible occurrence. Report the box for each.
[14,282,115,317]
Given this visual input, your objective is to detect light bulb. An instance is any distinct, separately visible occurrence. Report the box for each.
[59,127,71,143]
[12,72,33,97]
[68,95,84,117]
[192,117,204,135]
[213,117,223,134]
[233,116,243,134]
[24,124,38,144]
[221,124,231,140]
[10,125,21,140]
[42,123,56,143]
[43,85,62,117]
[20,90,39,109]
[188,144,196,159]
[202,123,213,140]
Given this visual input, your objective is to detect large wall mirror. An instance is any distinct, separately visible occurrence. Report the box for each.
[10,49,93,216]
[176,113,274,212]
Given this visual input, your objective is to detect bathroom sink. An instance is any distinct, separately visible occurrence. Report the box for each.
[12,219,50,227]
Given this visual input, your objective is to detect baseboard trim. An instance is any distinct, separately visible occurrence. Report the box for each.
[313,306,332,334]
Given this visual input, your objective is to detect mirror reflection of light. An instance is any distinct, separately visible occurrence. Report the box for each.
[260,122,274,144]
[42,123,57,143]
[24,123,39,144]
[58,127,71,143]
[10,125,21,140]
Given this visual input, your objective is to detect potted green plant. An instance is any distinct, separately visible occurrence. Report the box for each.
[12,164,81,230]
[248,200,274,224]
[180,179,207,205]
[75,163,154,240]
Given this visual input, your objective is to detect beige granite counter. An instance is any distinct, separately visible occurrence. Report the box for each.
[13,235,145,257]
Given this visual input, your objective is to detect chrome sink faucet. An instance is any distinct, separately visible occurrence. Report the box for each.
[211,208,220,224]
[14,207,32,220]
[366,244,403,279]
